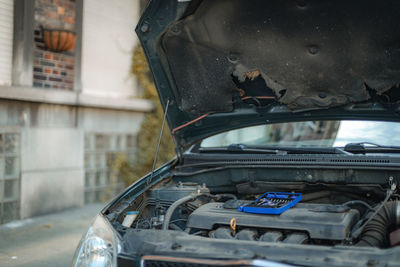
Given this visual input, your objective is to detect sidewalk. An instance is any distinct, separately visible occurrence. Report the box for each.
[0,203,104,267]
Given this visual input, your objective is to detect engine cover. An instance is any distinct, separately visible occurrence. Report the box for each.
[186,202,359,240]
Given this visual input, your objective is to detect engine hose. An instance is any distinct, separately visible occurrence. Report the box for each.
[342,200,374,212]
[357,201,400,247]
[162,193,205,230]
[162,193,235,230]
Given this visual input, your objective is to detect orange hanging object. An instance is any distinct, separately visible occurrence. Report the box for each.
[43,29,77,52]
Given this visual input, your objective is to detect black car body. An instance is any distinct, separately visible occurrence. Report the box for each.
[72,1,400,266]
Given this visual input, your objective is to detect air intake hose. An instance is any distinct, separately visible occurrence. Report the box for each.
[357,201,400,247]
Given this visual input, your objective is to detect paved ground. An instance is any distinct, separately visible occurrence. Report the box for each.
[0,203,104,267]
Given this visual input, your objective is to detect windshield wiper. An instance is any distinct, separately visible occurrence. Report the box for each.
[199,144,349,155]
[343,142,400,154]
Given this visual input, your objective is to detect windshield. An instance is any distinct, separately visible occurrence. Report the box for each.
[200,120,400,148]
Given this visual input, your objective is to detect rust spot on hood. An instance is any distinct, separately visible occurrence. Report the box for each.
[245,69,261,80]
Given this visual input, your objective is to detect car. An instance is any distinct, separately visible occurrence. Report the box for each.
[71,0,400,266]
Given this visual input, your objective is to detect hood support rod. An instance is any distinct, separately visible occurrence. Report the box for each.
[147,99,170,185]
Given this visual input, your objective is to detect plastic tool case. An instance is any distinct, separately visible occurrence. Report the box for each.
[238,192,302,215]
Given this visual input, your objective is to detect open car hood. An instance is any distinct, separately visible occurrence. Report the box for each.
[136,0,400,150]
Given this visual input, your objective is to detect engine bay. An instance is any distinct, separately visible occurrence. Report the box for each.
[115,179,400,249]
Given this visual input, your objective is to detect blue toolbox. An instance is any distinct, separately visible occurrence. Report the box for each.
[238,192,302,215]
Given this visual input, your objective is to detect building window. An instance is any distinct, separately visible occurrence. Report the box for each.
[84,133,136,204]
[0,132,20,224]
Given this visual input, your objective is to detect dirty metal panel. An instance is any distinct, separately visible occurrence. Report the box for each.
[162,0,400,115]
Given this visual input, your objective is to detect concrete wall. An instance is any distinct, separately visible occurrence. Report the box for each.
[0,99,146,219]
[20,128,84,218]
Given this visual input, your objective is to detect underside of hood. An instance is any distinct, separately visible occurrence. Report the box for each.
[137,0,400,149]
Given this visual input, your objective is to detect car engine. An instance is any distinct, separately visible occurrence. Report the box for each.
[186,202,359,244]
[119,181,400,248]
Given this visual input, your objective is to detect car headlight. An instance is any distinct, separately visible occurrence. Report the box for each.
[71,215,120,267]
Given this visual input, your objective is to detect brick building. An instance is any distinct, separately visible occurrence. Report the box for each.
[0,0,152,224]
